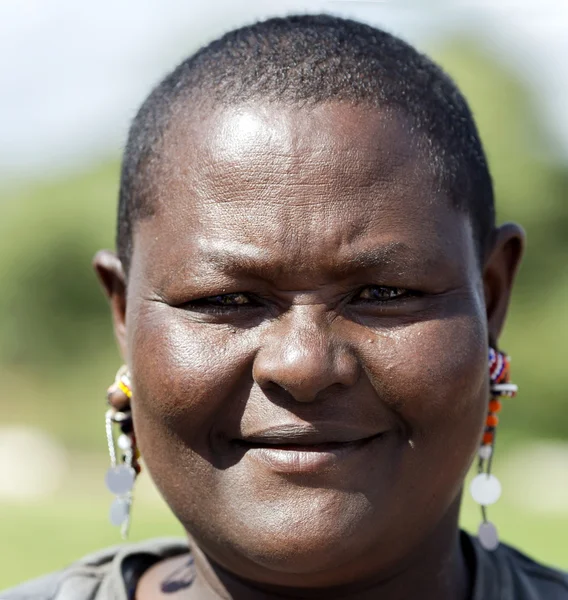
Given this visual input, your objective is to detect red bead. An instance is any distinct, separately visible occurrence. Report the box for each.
[486,415,499,427]
[489,400,502,413]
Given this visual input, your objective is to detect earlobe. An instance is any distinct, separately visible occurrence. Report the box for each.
[93,250,128,359]
[483,223,525,345]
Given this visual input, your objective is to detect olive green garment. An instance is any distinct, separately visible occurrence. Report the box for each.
[2,533,568,599]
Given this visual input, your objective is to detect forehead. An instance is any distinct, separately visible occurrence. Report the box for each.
[160,101,432,193]
[133,102,469,279]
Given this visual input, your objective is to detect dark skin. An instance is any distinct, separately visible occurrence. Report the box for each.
[95,102,524,599]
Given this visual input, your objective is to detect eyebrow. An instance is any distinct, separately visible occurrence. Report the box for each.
[195,241,272,273]
[344,242,415,270]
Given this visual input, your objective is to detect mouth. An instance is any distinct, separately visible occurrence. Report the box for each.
[233,428,387,474]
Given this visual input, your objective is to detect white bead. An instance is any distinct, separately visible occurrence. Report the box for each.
[478,445,493,460]
[491,383,517,394]
[109,497,130,526]
[470,473,502,506]
[105,465,135,495]
[478,521,499,551]
[117,434,132,451]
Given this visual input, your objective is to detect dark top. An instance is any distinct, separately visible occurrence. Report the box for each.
[2,533,568,599]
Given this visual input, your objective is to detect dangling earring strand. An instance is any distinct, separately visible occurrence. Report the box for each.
[470,348,517,551]
[104,366,141,539]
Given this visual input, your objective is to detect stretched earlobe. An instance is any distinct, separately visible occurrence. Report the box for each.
[483,223,525,345]
[93,250,128,359]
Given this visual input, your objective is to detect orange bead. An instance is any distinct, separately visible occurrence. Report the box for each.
[483,432,494,445]
[486,415,499,428]
[488,400,502,413]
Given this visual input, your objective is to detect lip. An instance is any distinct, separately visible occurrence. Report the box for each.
[238,423,383,445]
[234,425,387,474]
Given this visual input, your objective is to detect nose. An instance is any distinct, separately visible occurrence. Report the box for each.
[252,306,360,403]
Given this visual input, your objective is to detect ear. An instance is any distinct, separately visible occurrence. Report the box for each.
[483,223,525,347]
[93,250,128,360]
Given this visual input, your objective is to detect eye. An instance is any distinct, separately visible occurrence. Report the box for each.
[179,291,265,316]
[206,293,251,306]
[191,292,253,309]
[355,286,410,302]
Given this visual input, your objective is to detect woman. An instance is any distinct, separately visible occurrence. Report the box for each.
[4,14,567,600]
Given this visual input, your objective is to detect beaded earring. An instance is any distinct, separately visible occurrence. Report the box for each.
[470,348,518,551]
[104,365,141,539]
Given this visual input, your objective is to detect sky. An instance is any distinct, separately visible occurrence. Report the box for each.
[1,0,567,181]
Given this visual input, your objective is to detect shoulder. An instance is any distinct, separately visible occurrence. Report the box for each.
[0,538,188,600]
[467,532,568,600]
[500,543,568,599]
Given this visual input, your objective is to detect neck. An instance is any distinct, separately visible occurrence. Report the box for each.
[183,507,472,600]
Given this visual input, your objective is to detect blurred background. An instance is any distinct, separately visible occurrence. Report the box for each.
[1,0,567,589]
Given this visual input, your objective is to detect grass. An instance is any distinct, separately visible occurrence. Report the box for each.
[0,473,183,591]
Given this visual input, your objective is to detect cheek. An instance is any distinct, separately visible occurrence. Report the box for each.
[350,311,489,531]
[370,312,488,498]
[127,302,254,460]
[396,314,489,431]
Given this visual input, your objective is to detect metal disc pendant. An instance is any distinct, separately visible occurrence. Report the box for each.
[105,465,135,495]
[478,521,499,551]
[470,473,502,506]
[109,497,130,526]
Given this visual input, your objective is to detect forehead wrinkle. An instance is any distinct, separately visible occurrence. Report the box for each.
[156,102,429,208]
[158,237,451,291]
[168,158,426,218]
[139,104,464,286]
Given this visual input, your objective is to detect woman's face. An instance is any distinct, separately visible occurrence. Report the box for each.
[97,102,522,588]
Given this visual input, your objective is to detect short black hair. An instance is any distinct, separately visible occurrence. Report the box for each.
[117,13,495,272]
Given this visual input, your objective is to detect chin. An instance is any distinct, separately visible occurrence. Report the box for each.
[220,489,376,576]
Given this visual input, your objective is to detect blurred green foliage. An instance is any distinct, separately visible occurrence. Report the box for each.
[431,39,568,439]
[0,37,567,587]
[0,163,118,366]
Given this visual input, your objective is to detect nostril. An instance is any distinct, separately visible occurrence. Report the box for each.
[252,344,360,404]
